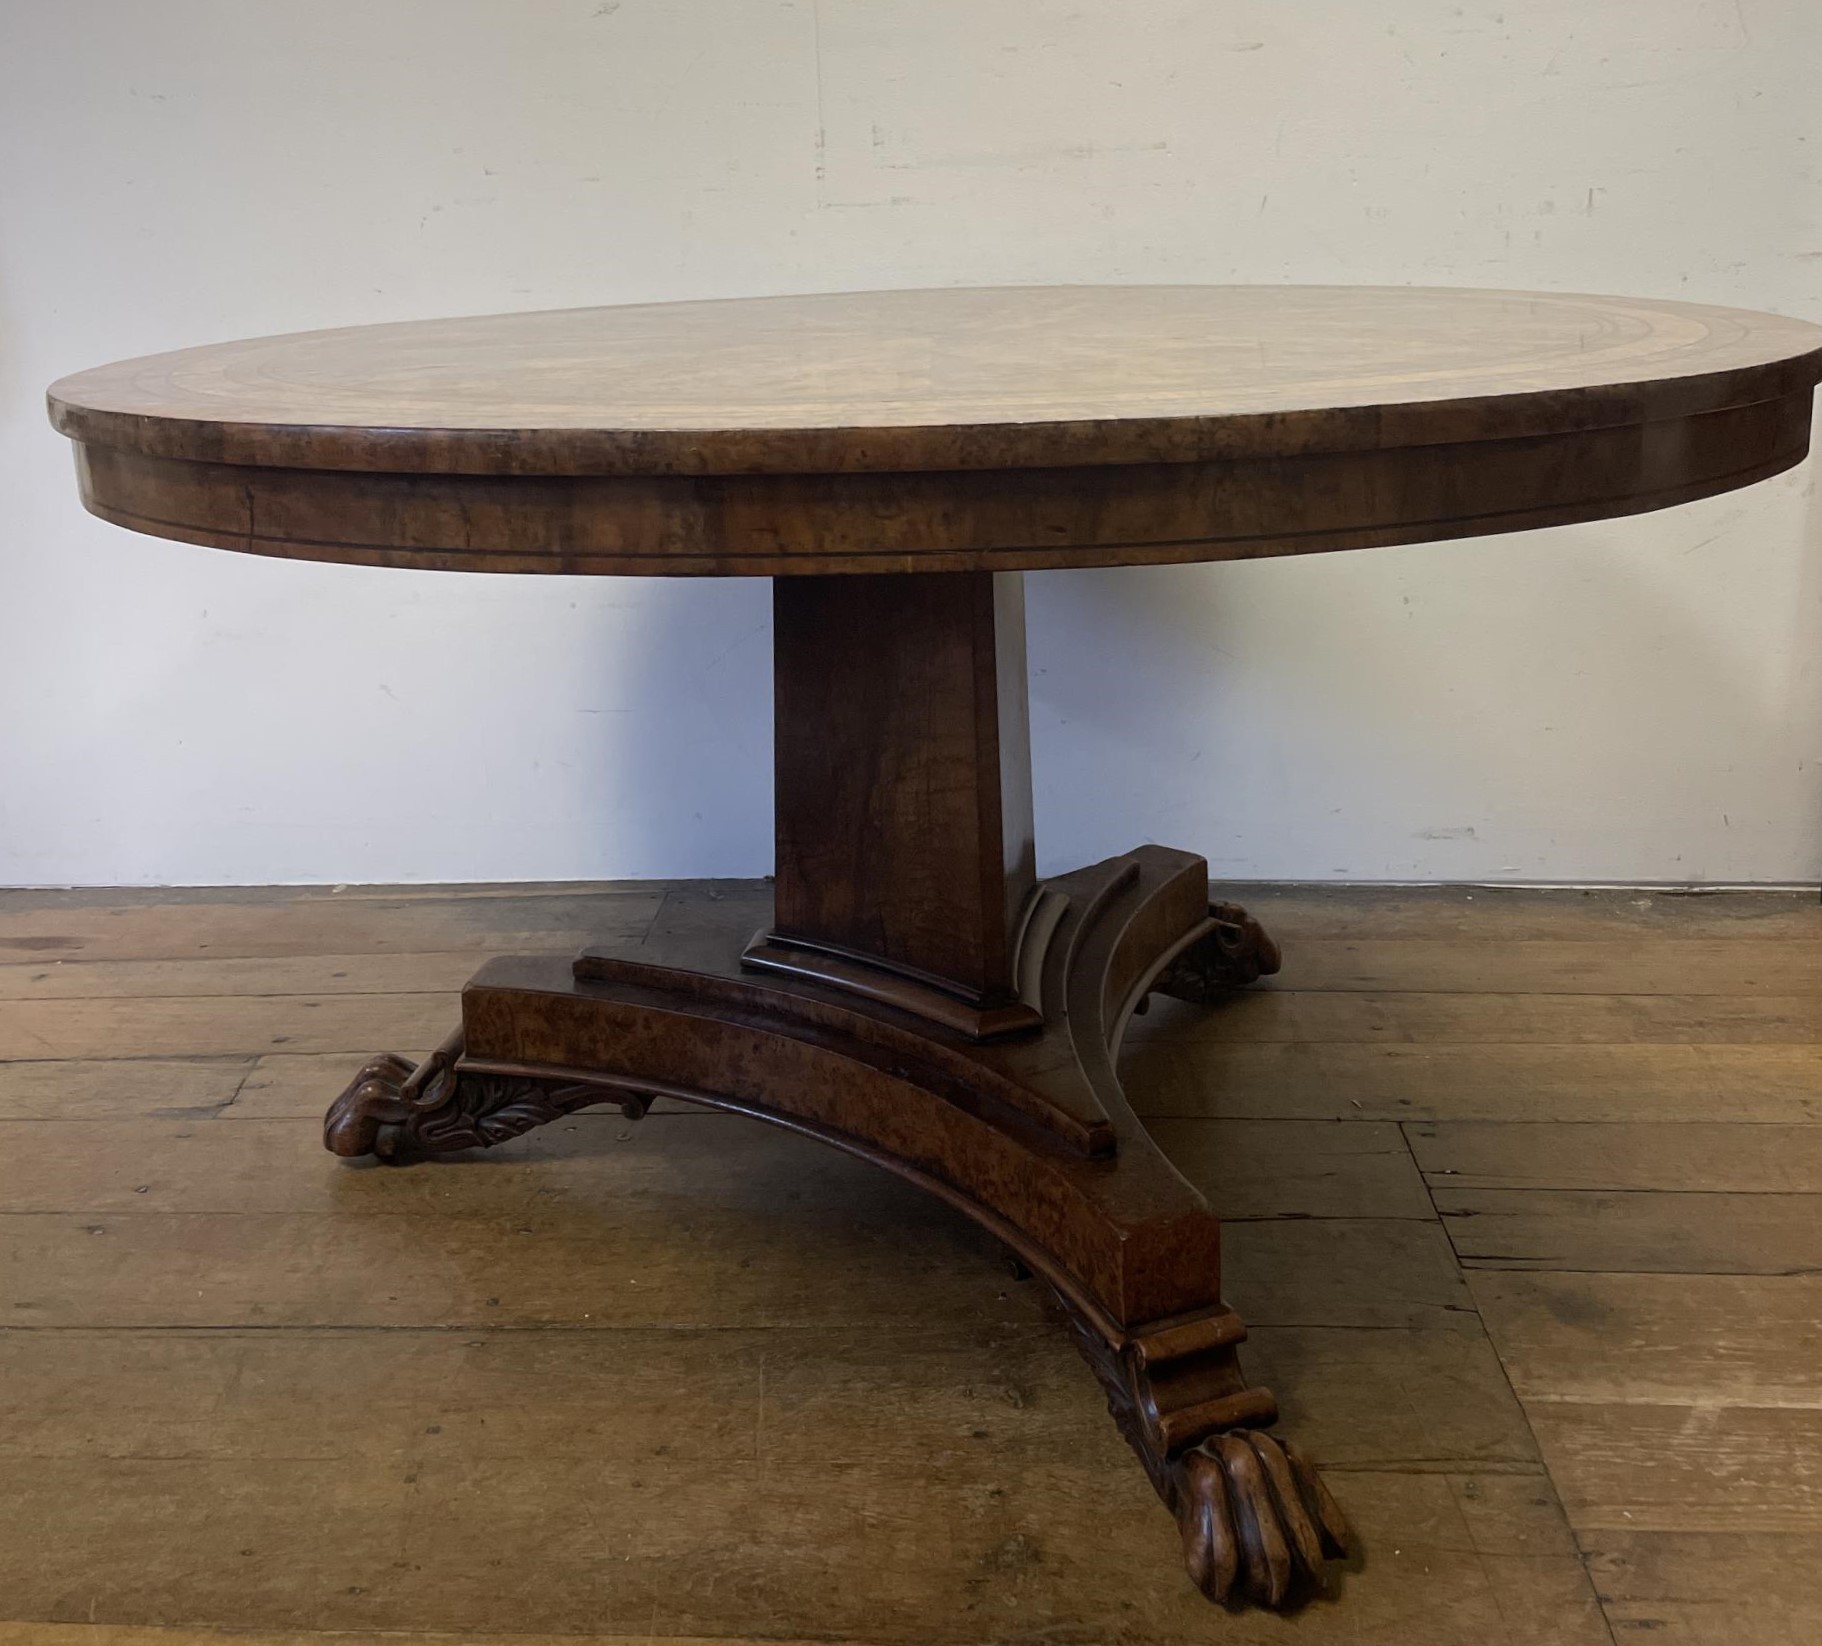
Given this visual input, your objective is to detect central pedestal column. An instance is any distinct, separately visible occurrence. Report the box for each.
[745,571,1043,1038]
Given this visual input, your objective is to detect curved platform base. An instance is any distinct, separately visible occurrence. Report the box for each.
[324,845,1347,1608]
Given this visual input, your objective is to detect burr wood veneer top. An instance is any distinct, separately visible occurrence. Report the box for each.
[49,284,1822,477]
[46,285,1822,575]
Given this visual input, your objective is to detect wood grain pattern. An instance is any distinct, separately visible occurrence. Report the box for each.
[48,286,1822,474]
[1439,1189,1822,1274]
[1423,1115,1822,1273]
[1119,1041,1822,1123]
[1395,893,1822,1646]
[760,571,1036,1025]
[1590,1533,1822,1646]
[1410,1120,1822,1193]
[1165,884,1822,942]
[1128,987,1822,1044]
[1471,1271,1822,1406]
[0,992,459,1060]
[48,285,1822,575]
[0,1631,883,1646]
[0,886,662,961]
[1275,939,1822,995]
[23,876,1821,1641]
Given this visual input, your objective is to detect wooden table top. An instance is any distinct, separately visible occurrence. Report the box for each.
[48,285,1822,476]
[47,285,1822,576]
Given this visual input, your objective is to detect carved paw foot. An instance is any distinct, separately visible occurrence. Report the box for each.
[323,1031,648,1161]
[1173,1428,1349,1607]
[1153,901,1282,1000]
[323,1052,421,1159]
[1062,1301,1348,1608]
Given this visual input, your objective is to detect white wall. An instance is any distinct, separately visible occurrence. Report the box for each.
[2,0,1818,887]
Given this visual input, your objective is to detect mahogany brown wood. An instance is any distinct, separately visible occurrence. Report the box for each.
[48,286,1822,577]
[46,284,1822,1612]
[754,570,1038,1038]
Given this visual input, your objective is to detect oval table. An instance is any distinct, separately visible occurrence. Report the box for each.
[49,285,1822,1610]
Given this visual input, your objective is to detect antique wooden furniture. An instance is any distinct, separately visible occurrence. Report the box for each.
[49,285,1822,1609]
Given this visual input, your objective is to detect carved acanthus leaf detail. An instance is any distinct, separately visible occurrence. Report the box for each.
[323,1033,647,1161]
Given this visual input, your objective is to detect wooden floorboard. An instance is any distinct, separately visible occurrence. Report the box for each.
[7,875,1820,1642]
[1344,891,1822,1646]
[1119,1040,1822,1123]
[1127,988,1822,1045]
